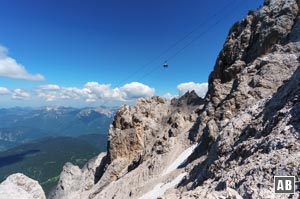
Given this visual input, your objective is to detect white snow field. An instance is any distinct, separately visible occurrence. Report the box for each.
[137,143,200,199]
[163,143,199,176]
[138,173,187,199]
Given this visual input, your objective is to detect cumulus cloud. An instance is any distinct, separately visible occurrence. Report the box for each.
[0,87,10,95]
[36,84,61,101]
[83,82,155,102]
[36,91,57,102]
[39,84,60,90]
[42,94,56,101]
[35,81,155,103]
[162,92,177,101]
[84,82,115,101]
[177,82,208,98]
[119,82,155,100]
[0,45,45,81]
[12,89,30,100]
[61,87,91,100]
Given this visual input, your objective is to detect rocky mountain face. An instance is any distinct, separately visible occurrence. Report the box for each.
[49,93,203,199]
[0,173,46,199]
[1,0,300,198]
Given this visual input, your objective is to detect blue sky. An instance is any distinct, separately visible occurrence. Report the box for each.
[0,0,262,107]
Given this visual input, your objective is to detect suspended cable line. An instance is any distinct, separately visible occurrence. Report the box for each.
[166,0,244,63]
[136,0,245,81]
[115,0,238,87]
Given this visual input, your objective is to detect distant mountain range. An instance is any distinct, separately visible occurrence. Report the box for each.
[0,106,112,194]
[0,106,116,151]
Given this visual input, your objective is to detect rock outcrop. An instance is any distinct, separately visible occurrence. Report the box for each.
[2,0,300,198]
[0,173,46,199]
[50,93,203,199]
[48,153,106,199]
[165,0,300,198]
[50,0,300,198]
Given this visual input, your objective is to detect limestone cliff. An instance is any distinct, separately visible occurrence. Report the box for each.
[47,0,300,199]
[50,0,300,198]
[2,0,300,198]
[50,92,203,199]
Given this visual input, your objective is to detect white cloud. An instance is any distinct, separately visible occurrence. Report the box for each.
[84,82,115,101]
[3,81,209,105]
[119,82,155,100]
[61,87,90,100]
[177,82,208,98]
[37,91,57,102]
[0,87,10,95]
[39,84,60,90]
[162,92,177,101]
[36,84,61,101]
[86,98,97,103]
[0,45,45,81]
[12,89,30,100]
[35,81,155,103]
[82,82,155,102]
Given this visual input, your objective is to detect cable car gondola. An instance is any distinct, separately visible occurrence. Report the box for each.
[163,62,168,68]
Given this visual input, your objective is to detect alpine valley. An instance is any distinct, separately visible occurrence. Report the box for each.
[0,106,115,195]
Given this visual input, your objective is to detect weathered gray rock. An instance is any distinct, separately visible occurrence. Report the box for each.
[49,93,203,199]
[47,0,300,198]
[165,0,300,198]
[0,173,46,199]
[49,153,106,199]
[88,94,203,199]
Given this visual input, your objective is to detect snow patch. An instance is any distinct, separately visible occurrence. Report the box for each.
[284,125,292,131]
[138,173,186,199]
[163,143,199,176]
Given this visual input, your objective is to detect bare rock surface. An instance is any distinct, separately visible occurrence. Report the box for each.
[49,93,203,199]
[163,0,300,198]
[49,152,107,199]
[50,0,300,198]
[3,0,300,199]
[0,173,46,199]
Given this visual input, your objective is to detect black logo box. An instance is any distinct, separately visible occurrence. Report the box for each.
[274,176,295,194]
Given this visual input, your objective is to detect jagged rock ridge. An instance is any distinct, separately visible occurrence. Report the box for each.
[50,93,203,199]
[1,0,300,198]
[49,0,300,198]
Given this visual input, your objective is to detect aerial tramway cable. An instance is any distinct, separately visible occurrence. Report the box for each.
[116,0,243,86]
[136,0,245,81]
